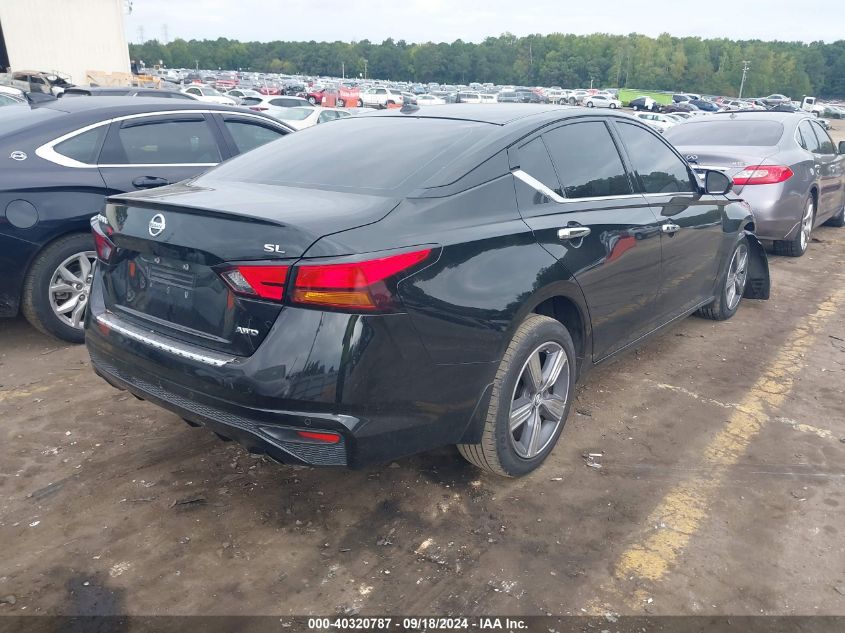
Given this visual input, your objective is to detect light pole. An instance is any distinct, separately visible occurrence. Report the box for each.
[738,60,750,98]
[363,59,368,80]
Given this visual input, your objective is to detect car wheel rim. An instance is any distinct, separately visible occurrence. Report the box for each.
[800,200,813,251]
[49,251,96,330]
[508,341,569,460]
[725,243,748,310]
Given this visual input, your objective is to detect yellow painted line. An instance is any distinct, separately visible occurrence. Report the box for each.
[611,288,845,601]
[0,385,50,403]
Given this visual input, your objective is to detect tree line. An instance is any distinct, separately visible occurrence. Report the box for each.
[129,33,845,98]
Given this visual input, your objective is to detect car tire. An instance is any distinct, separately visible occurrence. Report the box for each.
[308,96,316,105]
[357,99,364,107]
[823,204,845,227]
[21,233,96,344]
[773,195,814,257]
[569,98,576,105]
[610,103,617,109]
[586,101,594,108]
[337,99,345,107]
[458,314,575,477]
[698,237,750,321]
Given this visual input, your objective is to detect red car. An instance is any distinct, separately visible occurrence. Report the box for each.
[321,86,359,108]
[258,85,282,95]
[299,88,326,105]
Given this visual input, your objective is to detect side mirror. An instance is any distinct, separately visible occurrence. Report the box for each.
[703,170,733,195]
[839,140,845,155]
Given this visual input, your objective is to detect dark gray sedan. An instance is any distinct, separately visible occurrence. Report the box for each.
[665,112,845,256]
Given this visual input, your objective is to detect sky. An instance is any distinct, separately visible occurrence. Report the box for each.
[125,0,844,45]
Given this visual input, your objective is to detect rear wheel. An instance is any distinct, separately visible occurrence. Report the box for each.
[609,102,618,109]
[458,314,575,477]
[21,233,96,343]
[307,96,317,105]
[773,195,814,257]
[337,99,345,107]
[697,238,749,321]
[357,98,364,107]
[586,101,594,108]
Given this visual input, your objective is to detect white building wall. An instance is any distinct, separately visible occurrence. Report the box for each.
[0,0,130,84]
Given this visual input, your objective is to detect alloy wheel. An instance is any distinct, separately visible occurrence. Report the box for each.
[508,342,570,459]
[799,200,814,252]
[725,243,749,310]
[49,251,96,329]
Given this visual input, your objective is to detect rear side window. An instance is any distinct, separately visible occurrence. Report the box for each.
[102,118,221,164]
[798,120,821,153]
[616,123,694,194]
[665,120,784,146]
[809,121,836,154]
[516,137,561,204]
[543,122,631,199]
[54,125,108,164]
[224,119,286,154]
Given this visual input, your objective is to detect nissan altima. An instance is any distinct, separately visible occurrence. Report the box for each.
[85,105,770,477]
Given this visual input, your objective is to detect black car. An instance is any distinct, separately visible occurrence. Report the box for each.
[688,99,720,112]
[61,87,197,100]
[516,90,543,103]
[0,98,292,343]
[629,96,660,112]
[85,105,770,477]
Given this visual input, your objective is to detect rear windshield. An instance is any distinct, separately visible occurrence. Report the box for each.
[665,120,784,146]
[0,105,63,137]
[202,116,483,192]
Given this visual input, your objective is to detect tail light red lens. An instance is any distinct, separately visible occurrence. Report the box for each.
[290,249,433,311]
[221,264,289,301]
[733,165,794,186]
[91,220,116,263]
[297,430,341,443]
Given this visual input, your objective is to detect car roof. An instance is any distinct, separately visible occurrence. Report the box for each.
[33,96,247,115]
[367,103,590,126]
[690,111,808,124]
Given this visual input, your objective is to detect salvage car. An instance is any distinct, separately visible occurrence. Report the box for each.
[665,112,845,256]
[85,105,770,476]
[0,98,292,342]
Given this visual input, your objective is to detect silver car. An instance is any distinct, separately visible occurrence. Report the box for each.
[665,112,845,256]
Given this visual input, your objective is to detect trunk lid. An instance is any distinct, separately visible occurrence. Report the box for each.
[98,181,399,356]
[674,144,779,195]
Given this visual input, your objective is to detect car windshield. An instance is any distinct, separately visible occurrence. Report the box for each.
[665,120,784,146]
[203,87,222,96]
[201,116,482,193]
[280,107,315,121]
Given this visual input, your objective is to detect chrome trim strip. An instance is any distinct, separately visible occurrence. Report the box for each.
[35,109,281,169]
[641,192,698,198]
[690,165,730,172]
[511,169,645,204]
[512,169,566,203]
[96,312,236,367]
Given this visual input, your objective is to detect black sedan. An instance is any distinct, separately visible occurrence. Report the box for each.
[85,105,770,477]
[0,98,292,342]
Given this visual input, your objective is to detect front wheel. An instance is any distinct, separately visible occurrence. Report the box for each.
[773,195,814,257]
[21,233,96,343]
[458,314,575,477]
[697,238,748,321]
[609,102,617,109]
[357,99,364,107]
[586,101,594,108]
[308,96,317,105]
[337,99,345,107]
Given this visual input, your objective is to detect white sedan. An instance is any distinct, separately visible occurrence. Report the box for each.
[632,112,678,133]
[583,94,622,109]
[240,95,313,117]
[416,94,447,106]
[181,85,238,105]
[277,107,352,130]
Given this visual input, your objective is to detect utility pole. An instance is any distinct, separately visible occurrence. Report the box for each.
[137,25,145,44]
[738,60,750,98]
[342,61,345,79]
[363,59,368,80]
[162,24,169,45]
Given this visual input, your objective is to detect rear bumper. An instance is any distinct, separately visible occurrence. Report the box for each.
[84,270,495,467]
[737,183,803,241]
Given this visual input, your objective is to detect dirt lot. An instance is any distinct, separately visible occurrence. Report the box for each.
[1,124,844,617]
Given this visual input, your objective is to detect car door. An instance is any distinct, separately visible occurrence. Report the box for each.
[97,113,223,194]
[805,119,845,220]
[613,120,728,320]
[514,120,663,361]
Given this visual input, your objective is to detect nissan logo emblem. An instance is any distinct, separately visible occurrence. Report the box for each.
[149,213,166,237]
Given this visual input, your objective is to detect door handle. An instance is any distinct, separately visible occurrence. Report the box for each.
[132,176,171,189]
[557,227,591,240]
[661,223,681,235]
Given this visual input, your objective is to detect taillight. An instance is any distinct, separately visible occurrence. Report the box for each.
[290,248,433,312]
[220,264,289,301]
[91,219,115,263]
[732,165,793,186]
[297,430,340,443]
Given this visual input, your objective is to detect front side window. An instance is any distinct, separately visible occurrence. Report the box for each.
[810,121,836,154]
[616,122,694,194]
[54,125,108,164]
[798,120,822,153]
[186,87,200,96]
[543,122,631,199]
[103,118,221,164]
